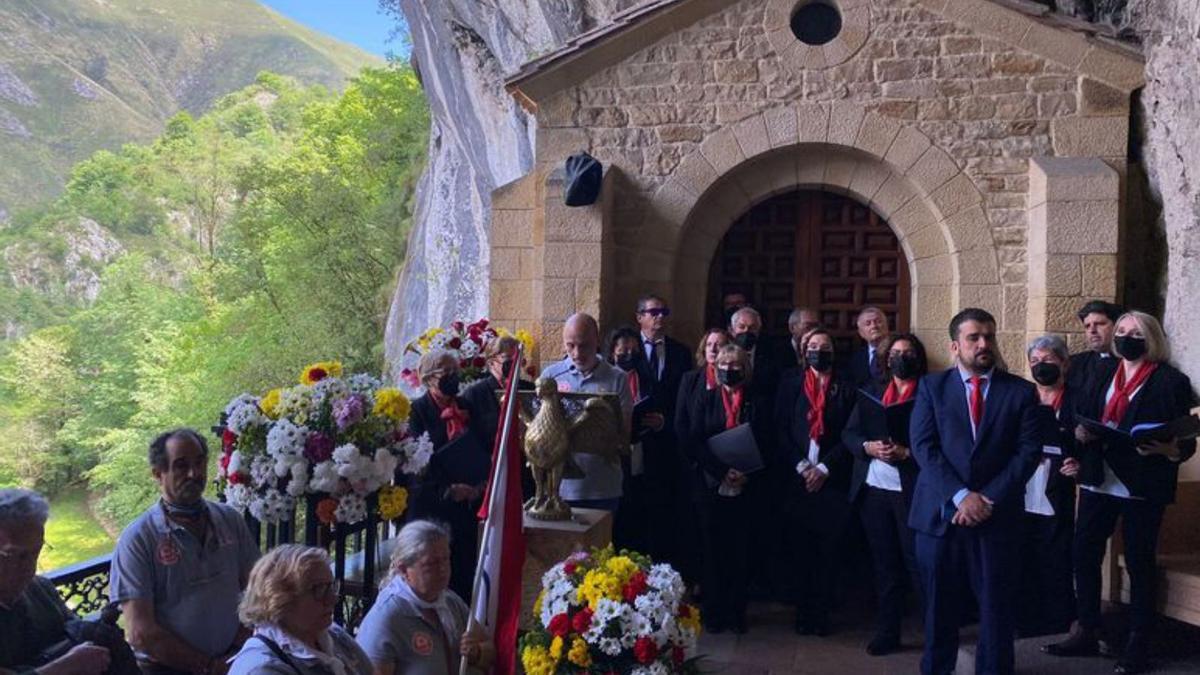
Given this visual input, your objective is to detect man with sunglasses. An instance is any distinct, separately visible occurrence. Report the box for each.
[634,294,694,569]
[110,429,260,675]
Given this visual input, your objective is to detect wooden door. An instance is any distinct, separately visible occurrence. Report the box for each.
[707,190,910,354]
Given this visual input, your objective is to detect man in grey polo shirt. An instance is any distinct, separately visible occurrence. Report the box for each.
[540,313,633,512]
[109,429,259,675]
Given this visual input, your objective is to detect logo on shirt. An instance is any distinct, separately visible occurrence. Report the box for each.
[557,380,572,393]
[412,631,434,656]
[156,537,181,566]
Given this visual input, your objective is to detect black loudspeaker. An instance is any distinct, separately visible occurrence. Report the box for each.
[563,152,602,206]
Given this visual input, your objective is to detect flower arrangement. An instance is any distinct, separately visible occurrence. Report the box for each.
[520,546,702,675]
[398,318,535,390]
[216,361,433,525]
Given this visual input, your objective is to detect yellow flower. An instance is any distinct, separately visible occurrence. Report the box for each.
[521,645,555,675]
[300,360,343,385]
[260,388,282,419]
[373,388,411,422]
[532,589,545,618]
[515,329,536,354]
[577,568,621,609]
[567,636,592,668]
[377,486,408,521]
[678,602,702,634]
[548,635,564,662]
[604,555,638,585]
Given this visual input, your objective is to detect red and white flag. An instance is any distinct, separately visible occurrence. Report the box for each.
[469,365,525,675]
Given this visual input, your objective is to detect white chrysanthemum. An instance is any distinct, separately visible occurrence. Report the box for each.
[459,339,480,358]
[334,493,367,523]
[430,332,449,349]
[631,664,669,675]
[398,434,433,475]
[647,564,685,600]
[309,460,340,493]
[225,483,253,511]
[225,397,266,435]
[311,377,349,407]
[267,419,308,458]
[249,488,294,523]
[347,373,381,397]
[585,598,624,643]
[285,459,309,497]
[226,450,244,476]
[276,386,315,422]
[634,592,670,627]
[597,637,623,657]
[250,456,274,487]
[367,448,398,492]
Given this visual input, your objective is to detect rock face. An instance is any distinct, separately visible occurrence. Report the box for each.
[383,0,636,379]
[387,0,1200,382]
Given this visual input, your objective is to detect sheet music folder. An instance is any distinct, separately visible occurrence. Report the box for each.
[703,423,764,487]
[431,431,491,485]
[856,389,915,448]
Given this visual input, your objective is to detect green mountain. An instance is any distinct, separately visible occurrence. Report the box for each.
[0,0,382,220]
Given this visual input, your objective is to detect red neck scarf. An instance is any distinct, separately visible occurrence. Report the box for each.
[804,368,830,440]
[720,385,744,430]
[1042,386,1065,413]
[435,395,470,440]
[628,370,640,401]
[882,378,916,406]
[1102,361,1158,425]
[705,364,717,390]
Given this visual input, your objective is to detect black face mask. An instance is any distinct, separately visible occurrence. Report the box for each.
[500,359,514,381]
[615,354,636,371]
[806,350,834,372]
[437,373,460,397]
[1114,335,1147,361]
[734,331,758,351]
[716,368,744,387]
[1030,362,1061,386]
[890,354,921,380]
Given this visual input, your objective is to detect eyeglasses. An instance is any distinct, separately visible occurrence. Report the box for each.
[307,580,341,600]
[638,307,671,318]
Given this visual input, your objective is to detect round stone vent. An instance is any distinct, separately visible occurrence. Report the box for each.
[790,1,843,47]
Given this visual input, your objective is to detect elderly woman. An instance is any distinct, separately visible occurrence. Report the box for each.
[356,521,491,675]
[1017,334,1081,637]
[409,349,485,602]
[676,343,767,634]
[227,545,371,674]
[1044,311,1197,674]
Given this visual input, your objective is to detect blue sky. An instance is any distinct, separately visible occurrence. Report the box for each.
[258,0,407,58]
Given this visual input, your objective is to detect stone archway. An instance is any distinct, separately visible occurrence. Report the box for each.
[647,101,1002,363]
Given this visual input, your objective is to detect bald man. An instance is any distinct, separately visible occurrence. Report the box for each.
[540,313,633,512]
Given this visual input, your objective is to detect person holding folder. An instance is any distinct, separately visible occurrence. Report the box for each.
[842,333,928,655]
[1017,335,1081,638]
[608,325,658,554]
[1044,311,1196,674]
[407,350,487,602]
[460,336,534,498]
[774,328,856,636]
[675,344,766,634]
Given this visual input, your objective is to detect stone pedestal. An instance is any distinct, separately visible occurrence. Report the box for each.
[520,508,612,628]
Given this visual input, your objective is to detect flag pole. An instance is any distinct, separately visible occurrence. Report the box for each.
[460,344,524,675]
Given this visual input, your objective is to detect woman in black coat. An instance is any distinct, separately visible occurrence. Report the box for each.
[841,332,927,655]
[675,343,766,635]
[1018,334,1081,638]
[1044,311,1197,674]
[459,336,535,497]
[774,328,857,636]
[407,349,485,602]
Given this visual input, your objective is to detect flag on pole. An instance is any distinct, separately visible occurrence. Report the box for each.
[469,364,526,675]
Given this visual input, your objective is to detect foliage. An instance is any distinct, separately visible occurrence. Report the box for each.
[0,67,429,527]
[37,487,115,573]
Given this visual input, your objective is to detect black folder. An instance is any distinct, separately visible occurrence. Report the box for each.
[856,389,916,448]
[705,423,764,476]
[1075,414,1200,446]
[632,396,660,438]
[431,432,491,485]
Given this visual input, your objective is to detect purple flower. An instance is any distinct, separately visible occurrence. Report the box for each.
[304,432,334,463]
[332,394,366,430]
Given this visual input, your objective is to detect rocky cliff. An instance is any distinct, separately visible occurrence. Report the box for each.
[386,0,1200,381]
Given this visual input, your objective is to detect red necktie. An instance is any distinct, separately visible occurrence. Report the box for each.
[969,376,985,428]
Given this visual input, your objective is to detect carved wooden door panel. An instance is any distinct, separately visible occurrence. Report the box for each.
[709,190,910,353]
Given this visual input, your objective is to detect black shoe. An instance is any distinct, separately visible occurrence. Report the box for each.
[866,634,900,656]
[1043,625,1100,657]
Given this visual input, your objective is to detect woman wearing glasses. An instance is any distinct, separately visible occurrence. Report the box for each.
[228,544,373,674]
[356,520,492,675]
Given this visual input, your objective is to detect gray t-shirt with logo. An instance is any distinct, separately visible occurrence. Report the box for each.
[355,586,478,675]
[109,499,260,661]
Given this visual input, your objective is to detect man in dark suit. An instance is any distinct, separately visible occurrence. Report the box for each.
[634,294,693,566]
[778,306,821,367]
[1066,300,1124,391]
[847,306,890,386]
[909,308,1042,675]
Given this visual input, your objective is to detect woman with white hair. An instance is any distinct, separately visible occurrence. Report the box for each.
[1044,311,1197,674]
[227,544,372,674]
[355,520,491,675]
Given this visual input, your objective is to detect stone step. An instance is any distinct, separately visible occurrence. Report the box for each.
[956,632,1200,675]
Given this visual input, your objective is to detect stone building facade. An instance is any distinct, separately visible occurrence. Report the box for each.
[490,0,1145,381]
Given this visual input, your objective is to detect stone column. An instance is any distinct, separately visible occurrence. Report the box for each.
[1025,157,1120,350]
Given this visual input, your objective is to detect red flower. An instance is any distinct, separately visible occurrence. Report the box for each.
[547,612,569,638]
[472,356,487,368]
[451,321,465,333]
[633,637,658,664]
[677,604,694,620]
[563,561,577,576]
[460,359,471,369]
[448,337,462,349]
[316,498,338,525]
[672,645,686,667]
[228,472,246,485]
[218,451,232,473]
[309,367,328,382]
[222,429,237,452]
[622,570,648,602]
[570,607,593,634]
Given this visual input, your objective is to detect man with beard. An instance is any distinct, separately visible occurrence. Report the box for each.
[1066,300,1124,391]
[110,429,259,675]
[909,308,1042,675]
